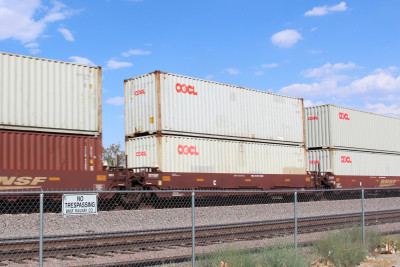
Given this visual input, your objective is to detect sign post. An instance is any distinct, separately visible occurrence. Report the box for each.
[62,194,98,216]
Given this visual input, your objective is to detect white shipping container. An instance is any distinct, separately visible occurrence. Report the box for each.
[307,149,400,176]
[125,71,304,144]
[305,104,400,153]
[0,52,101,135]
[126,135,306,174]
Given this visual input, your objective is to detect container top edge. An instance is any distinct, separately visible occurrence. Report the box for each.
[124,70,303,101]
[305,104,400,120]
[0,51,101,69]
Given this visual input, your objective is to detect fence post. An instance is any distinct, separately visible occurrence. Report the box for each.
[39,191,44,267]
[294,191,298,257]
[362,189,365,245]
[191,190,196,267]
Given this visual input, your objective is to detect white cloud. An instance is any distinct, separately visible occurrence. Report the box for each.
[121,49,151,57]
[343,72,400,95]
[69,56,96,66]
[303,99,325,107]
[261,63,279,68]
[29,48,41,54]
[24,42,40,54]
[254,71,264,76]
[366,103,400,116]
[58,27,74,41]
[0,0,74,43]
[302,62,357,83]
[106,97,124,106]
[271,29,302,48]
[309,49,322,54]
[279,65,400,101]
[205,74,214,80]
[24,42,39,48]
[105,59,133,70]
[305,2,347,16]
[225,68,239,75]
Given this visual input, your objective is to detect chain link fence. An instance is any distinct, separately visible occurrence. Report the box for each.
[0,188,399,266]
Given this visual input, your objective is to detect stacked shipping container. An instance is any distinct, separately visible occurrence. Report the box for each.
[0,52,105,190]
[125,71,307,174]
[305,104,400,177]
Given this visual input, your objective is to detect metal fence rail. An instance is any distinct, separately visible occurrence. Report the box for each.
[0,187,399,266]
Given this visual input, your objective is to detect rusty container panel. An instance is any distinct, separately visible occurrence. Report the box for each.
[307,149,400,176]
[0,130,103,172]
[0,52,102,135]
[305,104,400,153]
[125,71,304,145]
[126,135,306,174]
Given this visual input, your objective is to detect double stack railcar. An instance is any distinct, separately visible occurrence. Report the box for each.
[0,52,109,192]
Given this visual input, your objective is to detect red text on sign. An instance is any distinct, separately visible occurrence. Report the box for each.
[176,83,197,95]
[135,89,145,96]
[308,116,318,120]
[341,156,352,163]
[177,145,199,155]
[309,160,320,164]
[136,151,146,156]
[339,112,350,120]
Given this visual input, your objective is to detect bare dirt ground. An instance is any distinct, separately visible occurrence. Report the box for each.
[358,252,400,267]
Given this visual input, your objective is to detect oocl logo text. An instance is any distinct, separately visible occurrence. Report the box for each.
[176,83,198,95]
[339,112,350,120]
[134,89,145,96]
[309,160,320,164]
[308,116,318,120]
[177,145,199,155]
[341,156,352,163]
[136,151,146,156]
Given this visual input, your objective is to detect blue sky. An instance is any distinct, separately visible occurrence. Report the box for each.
[1,0,399,148]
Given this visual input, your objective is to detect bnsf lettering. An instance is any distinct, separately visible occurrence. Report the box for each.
[341,156,352,163]
[308,116,318,120]
[136,151,146,156]
[309,160,320,164]
[0,176,47,186]
[176,83,198,95]
[134,89,145,95]
[339,112,350,120]
[177,145,199,155]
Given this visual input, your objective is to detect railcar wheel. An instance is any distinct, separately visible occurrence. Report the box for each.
[119,185,144,209]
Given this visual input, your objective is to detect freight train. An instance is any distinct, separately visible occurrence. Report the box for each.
[0,52,399,204]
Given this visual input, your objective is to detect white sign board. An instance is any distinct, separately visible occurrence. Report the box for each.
[62,194,98,216]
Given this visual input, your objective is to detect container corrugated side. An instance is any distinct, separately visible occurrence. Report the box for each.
[305,104,400,153]
[126,135,306,174]
[125,71,304,144]
[0,52,102,135]
[0,130,102,172]
[307,149,400,176]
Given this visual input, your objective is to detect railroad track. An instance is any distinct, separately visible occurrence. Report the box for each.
[1,209,399,266]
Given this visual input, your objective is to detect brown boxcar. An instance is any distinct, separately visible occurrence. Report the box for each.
[0,129,108,191]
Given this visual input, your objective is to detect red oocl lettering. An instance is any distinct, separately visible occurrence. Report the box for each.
[309,160,320,164]
[339,112,350,120]
[341,156,352,163]
[176,83,198,95]
[177,145,199,155]
[134,89,145,96]
[308,116,318,120]
[136,151,146,156]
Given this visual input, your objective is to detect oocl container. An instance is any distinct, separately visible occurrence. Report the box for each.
[305,104,400,153]
[307,149,400,176]
[125,71,304,145]
[0,52,102,135]
[126,135,306,174]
